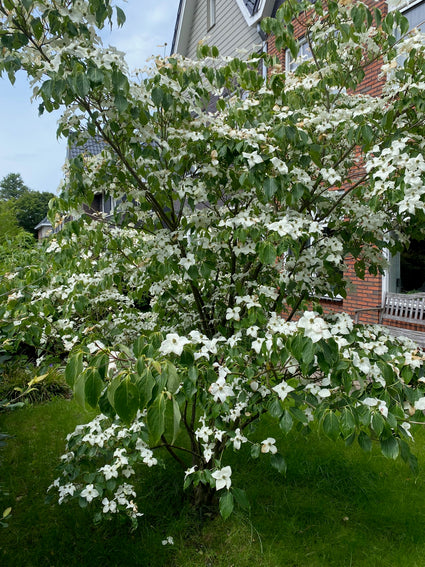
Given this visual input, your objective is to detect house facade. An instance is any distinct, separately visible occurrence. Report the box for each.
[171,0,276,58]
[172,0,425,337]
[268,0,425,331]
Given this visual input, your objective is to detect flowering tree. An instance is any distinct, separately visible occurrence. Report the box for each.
[2,0,425,526]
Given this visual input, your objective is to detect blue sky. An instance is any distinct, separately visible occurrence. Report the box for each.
[0,1,180,195]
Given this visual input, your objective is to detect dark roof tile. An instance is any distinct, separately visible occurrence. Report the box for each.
[67,135,106,160]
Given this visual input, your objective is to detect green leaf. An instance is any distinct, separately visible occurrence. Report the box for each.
[136,357,145,376]
[84,368,103,409]
[251,444,261,458]
[165,361,180,394]
[151,86,164,107]
[116,6,126,26]
[147,393,166,444]
[322,411,340,441]
[340,407,356,439]
[219,492,234,520]
[289,406,308,424]
[279,410,293,434]
[114,378,140,424]
[30,17,44,41]
[269,398,283,419]
[371,412,385,437]
[98,389,116,419]
[380,436,399,460]
[88,66,104,84]
[171,397,181,444]
[65,352,83,387]
[76,73,90,98]
[358,431,372,452]
[73,373,87,409]
[114,93,129,113]
[270,453,287,475]
[258,242,277,265]
[232,488,250,510]
[135,371,155,409]
[264,177,279,200]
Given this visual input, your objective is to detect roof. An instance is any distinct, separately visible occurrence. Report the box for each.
[67,135,106,160]
[34,216,52,230]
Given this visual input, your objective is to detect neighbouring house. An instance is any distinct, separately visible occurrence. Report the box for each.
[268,0,425,338]
[34,136,111,239]
[172,0,425,342]
[171,0,276,59]
[34,216,53,240]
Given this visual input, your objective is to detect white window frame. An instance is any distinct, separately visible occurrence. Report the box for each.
[285,37,313,72]
[207,0,216,30]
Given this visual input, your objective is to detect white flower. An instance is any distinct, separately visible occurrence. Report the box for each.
[162,536,174,545]
[400,422,413,439]
[271,156,288,174]
[251,337,265,353]
[178,254,196,270]
[87,340,106,354]
[159,333,190,356]
[102,498,117,513]
[272,381,294,401]
[297,312,332,343]
[98,464,119,480]
[80,484,100,502]
[362,397,379,407]
[209,376,235,403]
[317,388,331,398]
[226,306,241,321]
[261,437,277,454]
[232,428,248,450]
[58,483,76,504]
[242,151,263,168]
[415,397,425,411]
[184,465,197,479]
[212,466,232,490]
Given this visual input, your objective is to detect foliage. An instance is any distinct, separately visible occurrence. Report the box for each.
[15,189,55,234]
[0,362,70,404]
[2,0,425,530]
[0,173,28,201]
[0,173,54,235]
[0,199,22,237]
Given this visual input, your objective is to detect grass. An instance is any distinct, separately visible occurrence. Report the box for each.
[2,399,425,566]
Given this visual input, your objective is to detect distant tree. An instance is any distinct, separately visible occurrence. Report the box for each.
[0,200,22,238]
[15,190,54,235]
[0,173,29,201]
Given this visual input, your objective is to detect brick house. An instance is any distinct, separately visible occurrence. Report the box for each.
[172,0,425,340]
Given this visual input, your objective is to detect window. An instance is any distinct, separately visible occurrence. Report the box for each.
[207,0,216,30]
[285,38,312,72]
[87,192,114,216]
[401,0,425,33]
[387,240,425,293]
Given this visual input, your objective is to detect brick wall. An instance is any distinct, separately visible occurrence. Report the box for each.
[265,0,417,324]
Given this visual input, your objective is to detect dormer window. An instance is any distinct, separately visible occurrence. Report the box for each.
[207,0,216,30]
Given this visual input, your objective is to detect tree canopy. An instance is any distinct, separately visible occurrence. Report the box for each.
[0,172,28,200]
[1,0,425,527]
[0,173,54,234]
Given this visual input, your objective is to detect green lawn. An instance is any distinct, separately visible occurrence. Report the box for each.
[1,399,425,567]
